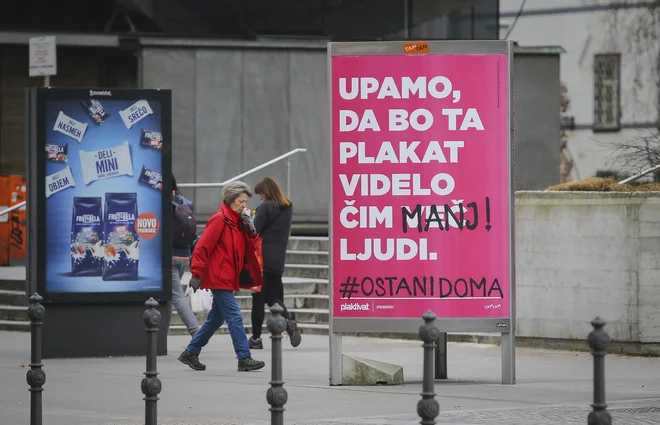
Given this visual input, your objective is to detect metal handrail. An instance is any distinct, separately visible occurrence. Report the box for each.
[618,164,660,185]
[0,148,308,218]
[177,148,307,196]
[0,201,25,218]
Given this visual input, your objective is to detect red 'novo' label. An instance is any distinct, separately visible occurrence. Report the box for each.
[136,212,160,240]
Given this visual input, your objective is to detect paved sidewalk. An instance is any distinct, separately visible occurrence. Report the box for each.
[0,331,659,424]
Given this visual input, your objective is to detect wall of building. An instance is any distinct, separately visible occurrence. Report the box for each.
[0,43,137,175]
[141,41,562,223]
[141,45,329,223]
[501,0,659,179]
[515,191,660,346]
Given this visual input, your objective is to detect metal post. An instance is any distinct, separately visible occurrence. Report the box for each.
[44,76,50,87]
[267,303,288,425]
[26,293,46,425]
[141,298,162,425]
[587,317,612,425]
[286,159,291,198]
[418,310,440,425]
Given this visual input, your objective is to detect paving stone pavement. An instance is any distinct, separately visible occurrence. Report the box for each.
[293,399,660,425]
[2,332,660,425]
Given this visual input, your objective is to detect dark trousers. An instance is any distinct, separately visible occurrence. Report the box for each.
[251,270,291,339]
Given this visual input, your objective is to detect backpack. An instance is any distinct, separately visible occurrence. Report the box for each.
[172,195,197,249]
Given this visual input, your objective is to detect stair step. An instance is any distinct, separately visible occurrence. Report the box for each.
[0,305,28,321]
[171,307,330,326]
[168,322,329,336]
[0,279,25,292]
[287,236,329,252]
[284,264,329,280]
[285,250,329,265]
[0,319,29,331]
[0,290,28,307]
[235,293,329,310]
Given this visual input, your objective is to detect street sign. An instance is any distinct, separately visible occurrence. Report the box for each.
[29,36,57,77]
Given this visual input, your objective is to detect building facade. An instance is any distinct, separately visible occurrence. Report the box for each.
[500,0,659,181]
[0,0,500,177]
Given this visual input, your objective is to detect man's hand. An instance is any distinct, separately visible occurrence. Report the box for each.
[189,276,202,292]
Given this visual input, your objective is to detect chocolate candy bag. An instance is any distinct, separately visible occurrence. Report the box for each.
[71,197,104,276]
[103,193,139,281]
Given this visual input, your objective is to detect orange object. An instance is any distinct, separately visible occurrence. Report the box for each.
[404,42,429,55]
[241,237,264,293]
[0,176,10,266]
[8,175,27,262]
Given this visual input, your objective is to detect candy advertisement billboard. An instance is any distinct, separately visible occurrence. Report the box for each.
[330,52,512,320]
[27,88,172,303]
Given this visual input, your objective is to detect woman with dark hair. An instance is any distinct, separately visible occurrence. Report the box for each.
[248,176,301,349]
[171,176,200,337]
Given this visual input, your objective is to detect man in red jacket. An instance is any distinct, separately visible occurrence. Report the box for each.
[178,181,266,372]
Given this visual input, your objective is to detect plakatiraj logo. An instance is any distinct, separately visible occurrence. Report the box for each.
[89,90,112,97]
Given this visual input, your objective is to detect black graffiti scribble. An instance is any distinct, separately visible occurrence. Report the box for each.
[401,197,491,234]
[338,276,360,300]
[9,214,23,249]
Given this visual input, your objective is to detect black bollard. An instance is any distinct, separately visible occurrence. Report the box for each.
[418,310,440,425]
[587,317,612,425]
[266,303,288,425]
[26,293,46,425]
[141,298,162,425]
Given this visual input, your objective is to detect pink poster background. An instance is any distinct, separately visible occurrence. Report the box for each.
[331,54,510,319]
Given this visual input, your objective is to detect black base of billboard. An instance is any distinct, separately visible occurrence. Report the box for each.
[41,302,171,359]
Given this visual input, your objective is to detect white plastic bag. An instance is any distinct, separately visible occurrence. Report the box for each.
[190,288,213,312]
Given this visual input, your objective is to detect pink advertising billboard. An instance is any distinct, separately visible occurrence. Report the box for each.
[330,48,512,320]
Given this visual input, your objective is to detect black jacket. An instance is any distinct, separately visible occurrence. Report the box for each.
[254,201,293,276]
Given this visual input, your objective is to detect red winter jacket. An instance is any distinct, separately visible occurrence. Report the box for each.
[190,203,264,291]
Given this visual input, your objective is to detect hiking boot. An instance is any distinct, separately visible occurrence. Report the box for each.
[238,357,265,372]
[249,337,263,349]
[287,320,302,348]
[178,350,206,371]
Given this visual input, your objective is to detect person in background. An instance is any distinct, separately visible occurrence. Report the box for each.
[248,176,301,349]
[178,181,266,372]
[171,176,200,337]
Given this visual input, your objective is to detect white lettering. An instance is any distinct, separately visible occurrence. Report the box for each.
[339,173,455,197]
[339,141,464,164]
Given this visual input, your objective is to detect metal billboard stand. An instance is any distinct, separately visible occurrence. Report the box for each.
[327,40,516,386]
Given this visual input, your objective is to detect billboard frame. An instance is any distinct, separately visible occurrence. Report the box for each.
[26,87,173,305]
[327,40,516,385]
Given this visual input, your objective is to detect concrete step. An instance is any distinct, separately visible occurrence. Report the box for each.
[0,290,28,307]
[284,264,329,280]
[0,305,27,321]
[287,236,329,252]
[171,307,329,327]
[281,277,329,294]
[169,322,329,336]
[0,279,25,292]
[0,319,29,332]
[285,250,329,265]
[234,293,329,310]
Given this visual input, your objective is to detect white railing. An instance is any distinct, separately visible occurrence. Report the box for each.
[0,201,26,218]
[177,148,307,196]
[0,148,307,218]
[618,164,660,185]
